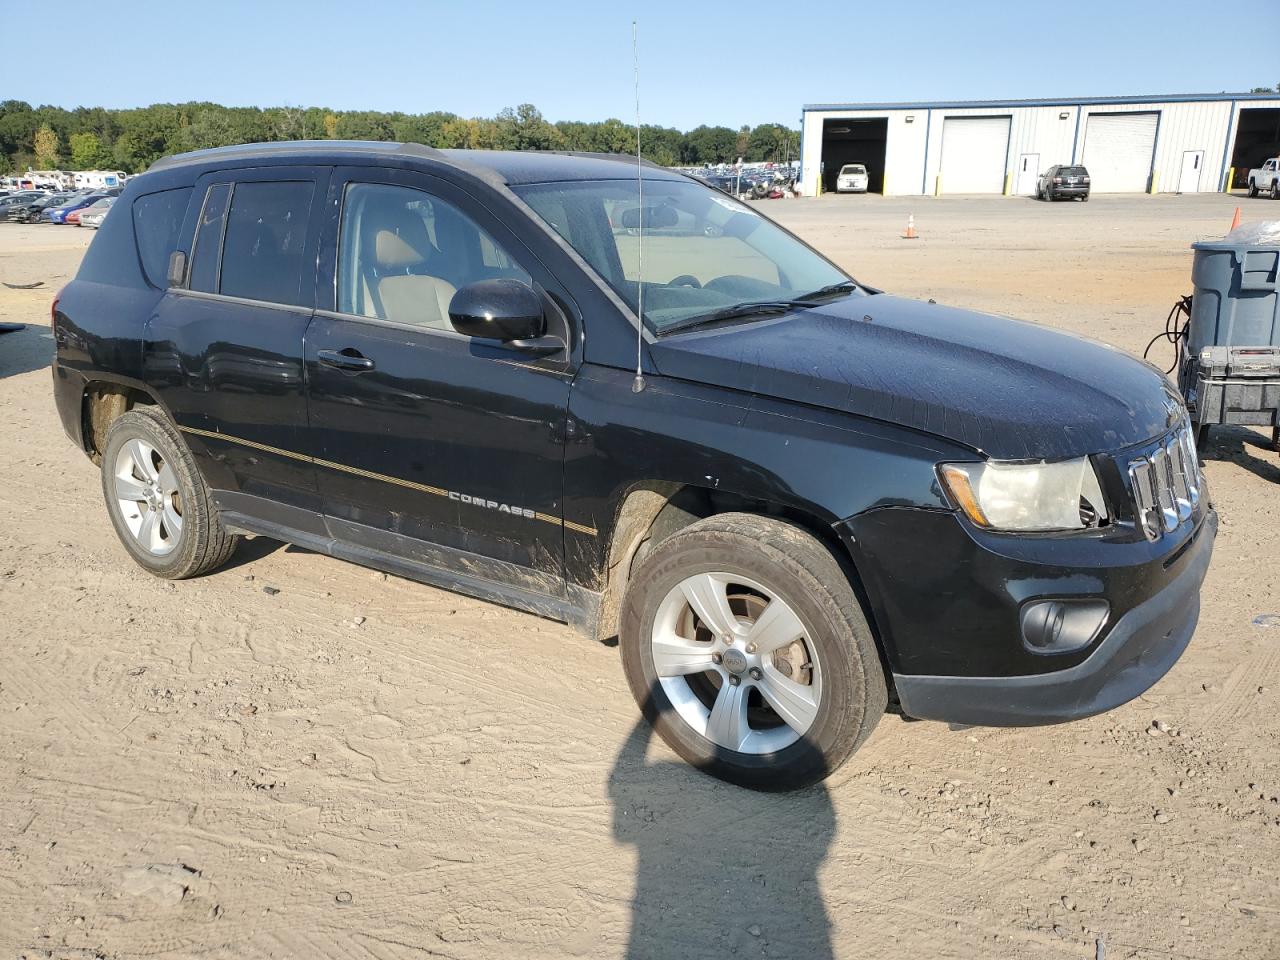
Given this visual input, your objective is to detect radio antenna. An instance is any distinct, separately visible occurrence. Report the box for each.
[630,19,646,394]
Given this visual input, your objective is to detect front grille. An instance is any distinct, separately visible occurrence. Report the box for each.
[1128,424,1201,541]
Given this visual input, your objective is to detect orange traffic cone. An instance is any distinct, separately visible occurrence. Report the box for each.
[1229,207,1242,232]
[903,214,918,240]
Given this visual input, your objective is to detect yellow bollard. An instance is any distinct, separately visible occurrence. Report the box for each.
[1149,171,1159,195]
[1003,173,1012,196]
[934,174,941,197]
[1224,167,1234,193]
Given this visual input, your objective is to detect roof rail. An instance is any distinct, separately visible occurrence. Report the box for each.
[148,140,446,172]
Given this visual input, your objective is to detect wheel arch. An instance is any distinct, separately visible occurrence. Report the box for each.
[593,481,892,694]
[80,378,165,464]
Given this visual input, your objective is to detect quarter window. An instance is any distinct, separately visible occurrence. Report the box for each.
[132,187,192,289]
[337,182,531,331]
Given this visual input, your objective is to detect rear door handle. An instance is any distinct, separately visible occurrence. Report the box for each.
[317,348,375,372]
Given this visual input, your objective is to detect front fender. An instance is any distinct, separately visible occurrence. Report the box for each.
[563,365,970,589]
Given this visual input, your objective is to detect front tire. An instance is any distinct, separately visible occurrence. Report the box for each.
[619,514,887,790]
[1271,180,1279,200]
[100,407,239,579]
[1249,179,1258,198]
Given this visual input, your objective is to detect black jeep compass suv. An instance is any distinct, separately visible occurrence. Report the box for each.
[52,141,1215,789]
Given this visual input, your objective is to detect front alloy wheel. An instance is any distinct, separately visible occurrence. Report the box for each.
[652,572,822,755]
[620,513,886,790]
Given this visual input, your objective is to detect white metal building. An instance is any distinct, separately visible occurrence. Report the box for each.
[799,93,1280,197]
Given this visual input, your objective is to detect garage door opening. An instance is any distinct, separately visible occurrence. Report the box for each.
[820,118,887,194]
[1080,112,1158,192]
[939,116,1011,193]
[1229,108,1280,188]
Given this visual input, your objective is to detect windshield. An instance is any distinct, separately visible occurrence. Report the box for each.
[513,178,851,333]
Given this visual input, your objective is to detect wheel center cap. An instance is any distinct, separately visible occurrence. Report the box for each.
[721,648,748,674]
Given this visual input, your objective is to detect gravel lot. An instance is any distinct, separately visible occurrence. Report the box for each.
[1,192,1278,960]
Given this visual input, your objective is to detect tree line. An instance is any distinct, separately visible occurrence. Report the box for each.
[0,100,800,174]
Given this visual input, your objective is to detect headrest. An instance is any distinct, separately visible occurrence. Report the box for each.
[362,199,435,269]
[375,229,426,269]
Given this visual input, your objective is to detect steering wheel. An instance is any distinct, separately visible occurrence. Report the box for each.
[668,275,702,288]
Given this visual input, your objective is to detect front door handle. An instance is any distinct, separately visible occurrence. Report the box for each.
[318,348,375,372]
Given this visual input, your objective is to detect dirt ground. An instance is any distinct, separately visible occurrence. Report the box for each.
[2,193,1279,960]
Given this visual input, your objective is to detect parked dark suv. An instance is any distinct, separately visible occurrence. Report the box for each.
[1038,164,1091,201]
[52,141,1214,789]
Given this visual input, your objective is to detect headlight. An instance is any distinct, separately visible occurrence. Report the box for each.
[938,457,1109,532]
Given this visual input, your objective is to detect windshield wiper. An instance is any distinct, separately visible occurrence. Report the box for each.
[794,280,859,302]
[658,300,805,337]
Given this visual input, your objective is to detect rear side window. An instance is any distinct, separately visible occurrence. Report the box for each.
[218,181,314,306]
[132,187,192,288]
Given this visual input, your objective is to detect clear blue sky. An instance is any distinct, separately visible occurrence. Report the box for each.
[4,0,1277,130]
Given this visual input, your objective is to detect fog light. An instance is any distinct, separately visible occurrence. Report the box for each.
[1020,599,1109,654]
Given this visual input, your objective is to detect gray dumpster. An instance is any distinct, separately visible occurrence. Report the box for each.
[1179,232,1280,445]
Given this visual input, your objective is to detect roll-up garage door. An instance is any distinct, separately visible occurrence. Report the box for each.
[1081,113,1158,192]
[939,116,1011,193]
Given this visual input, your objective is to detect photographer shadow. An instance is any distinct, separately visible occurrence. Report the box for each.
[608,704,836,960]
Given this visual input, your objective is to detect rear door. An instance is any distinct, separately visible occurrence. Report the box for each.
[144,166,329,531]
[305,166,577,594]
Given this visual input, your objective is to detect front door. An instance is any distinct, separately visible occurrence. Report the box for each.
[305,168,575,595]
[1178,151,1204,193]
[144,167,328,526]
[1016,153,1040,195]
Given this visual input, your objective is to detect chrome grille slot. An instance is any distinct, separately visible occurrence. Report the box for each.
[1150,446,1178,533]
[1129,458,1161,540]
[1178,427,1200,506]
[1167,435,1193,523]
[1127,423,1201,542]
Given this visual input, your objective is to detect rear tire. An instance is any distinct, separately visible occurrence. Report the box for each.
[100,407,239,579]
[619,513,887,791]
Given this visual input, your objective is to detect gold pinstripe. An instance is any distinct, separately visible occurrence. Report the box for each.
[178,425,598,537]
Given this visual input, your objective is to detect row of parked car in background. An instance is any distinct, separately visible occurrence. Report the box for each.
[680,163,801,201]
[0,187,119,227]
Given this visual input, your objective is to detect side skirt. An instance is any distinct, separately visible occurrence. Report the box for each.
[214,494,600,635]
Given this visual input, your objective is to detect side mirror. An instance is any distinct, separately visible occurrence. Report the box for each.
[449,279,545,342]
[167,250,188,289]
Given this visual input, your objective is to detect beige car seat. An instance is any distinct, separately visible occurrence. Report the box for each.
[360,203,457,331]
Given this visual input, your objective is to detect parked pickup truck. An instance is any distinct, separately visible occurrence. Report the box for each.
[1248,158,1279,198]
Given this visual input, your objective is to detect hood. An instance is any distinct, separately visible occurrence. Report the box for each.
[649,294,1182,460]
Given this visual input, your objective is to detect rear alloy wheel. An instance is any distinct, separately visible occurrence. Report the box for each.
[112,436,185,557]
[620,513,886,790]
[100,407,239,579]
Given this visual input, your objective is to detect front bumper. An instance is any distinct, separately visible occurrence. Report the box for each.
[890,509,1215,725]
